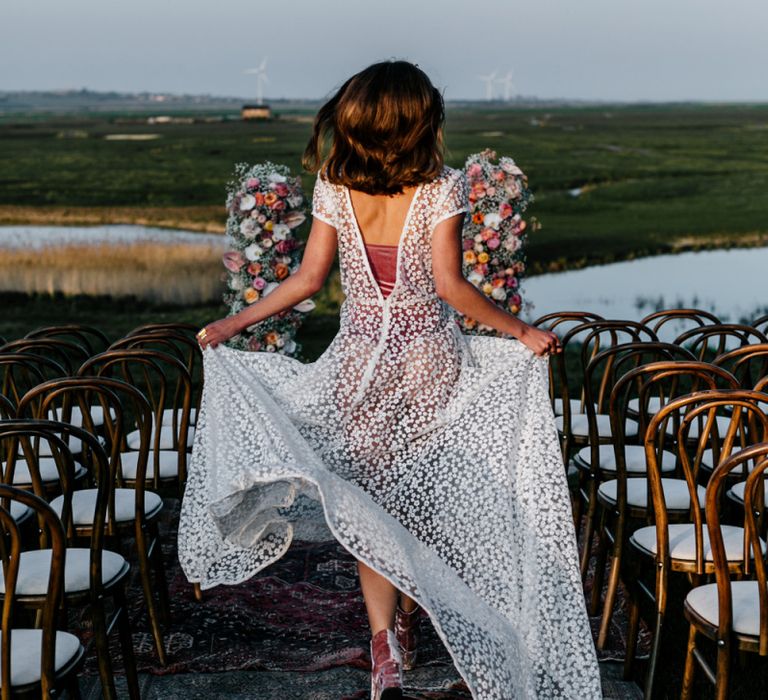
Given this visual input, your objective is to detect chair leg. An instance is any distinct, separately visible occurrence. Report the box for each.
[715,643,730,700]
[148,520,171,625]
[623,582,640,681]
[597,516,626,650]
[91,598,118,700]
[589,506,610,615]
[193,582,203,602]
[680,623,697,700]
[579,479,598,579]
[135,524,168,665]
[114,584,141,700]
[644,607,666,700]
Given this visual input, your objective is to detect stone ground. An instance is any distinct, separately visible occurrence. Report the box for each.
[79,662,641,699]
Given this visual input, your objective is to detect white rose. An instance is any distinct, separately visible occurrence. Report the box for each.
[239,194,256,211]
[467,271,484,286]
[503,236,521,252]
[239,219,258,237]
[483,213,502,230]
[266,345,276,352]
[473,234,483,243]
[491,286,507,301]
[229,275,244,290]
[272,223,290,241]
[500,158,523,176]
[287,194,303,208]
[276,335,286,348]
[261,237,273,248]
[267,173,287,183]
[244,243,263,261]
[474,242,484,253]
[284,339,297,354]
[293,298,316,313]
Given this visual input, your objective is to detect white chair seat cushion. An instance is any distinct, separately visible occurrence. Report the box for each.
[50,488,163,524]
[7,501,32,523]
[728,480,768,505]
[119,450,179,480]
[126,425,195,450]
[631,523,763,561]
[628,396,664,414]
[665,415,733,439]
[555,413,638,438]
[3,456,86,485]
[575,444,676,473]
[49,405,116,428]
[553,399,593,416]
[161,407,197,426]
[686,581,764,638]
[599,478,706,510]
[0,629,81,686]
[0,548,127,595]
[17,437,82,457]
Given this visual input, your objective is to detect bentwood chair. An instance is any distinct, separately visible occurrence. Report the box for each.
[24,324,111,357]
[0,484,85,699]
[589,360,738,650]
[713,343,768,390]
[0,420,139,700]
[0,339,89,377]
[0,355,66,410]
[575,344,696,580]
[16,376,171,664]
[681,442,768,699]
[674,324,768,362]
[78,348,194,495]
[623,390,768,699]
[640,308,721,343]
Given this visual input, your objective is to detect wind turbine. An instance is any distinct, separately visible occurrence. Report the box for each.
[244,58,269,105]
[497,70,514,101]
[477,71,498,101]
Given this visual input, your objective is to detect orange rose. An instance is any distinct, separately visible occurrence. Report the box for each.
[264,192,278,206]
[274,263,289,280]
[492,278,505,288]
[464,317,477,329]
[243,288,260,304]
[247,262,262,275]
[463,251,477,265]
[254,192,265,206]
[471,212,485,225]
[477,252,490,264]
[265,331,280,345]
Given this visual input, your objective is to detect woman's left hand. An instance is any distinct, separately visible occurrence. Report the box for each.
[196,317,239,350]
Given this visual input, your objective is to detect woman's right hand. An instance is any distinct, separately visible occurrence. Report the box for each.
[518,324,562,357]
[196,317,240,350]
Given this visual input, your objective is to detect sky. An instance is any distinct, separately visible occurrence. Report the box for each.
[2,0,766,102]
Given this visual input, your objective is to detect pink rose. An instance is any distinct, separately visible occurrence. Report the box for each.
[248,337,262,351]
[486,186,496,196]
[271,199,286,211]
[246,177,260,190]
[274,183,289,197]
[222,250,246,272]
[487,238,500,250]
[506,276,519,289]
[462,239,474,251]
[511,293,522,306]
[252,276,267,290]
[499,202,513,219]
[467,163,483,179]
[275,239,295,254]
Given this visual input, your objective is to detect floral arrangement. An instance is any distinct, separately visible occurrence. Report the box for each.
[459,149,538,335]
[221,161,315,355]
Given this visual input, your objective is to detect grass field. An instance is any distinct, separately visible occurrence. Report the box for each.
[2,104,768,273]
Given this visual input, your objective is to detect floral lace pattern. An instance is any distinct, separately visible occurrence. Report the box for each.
[178,165,601,699]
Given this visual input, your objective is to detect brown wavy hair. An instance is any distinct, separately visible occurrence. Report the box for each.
[301,60,445,195]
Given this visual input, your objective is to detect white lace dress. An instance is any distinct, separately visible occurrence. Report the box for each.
[178,165,602,699]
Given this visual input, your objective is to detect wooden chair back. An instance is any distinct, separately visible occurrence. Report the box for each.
[0,338,88,375]
[704,442,768,654]
[0,484,68,699]
[0,354,66,409]
[713,343,768,389]
[24,324,111,356]
[675,323,768,361]
[645,390,768,575]
[640,308,721,342]
[751,314,768,336]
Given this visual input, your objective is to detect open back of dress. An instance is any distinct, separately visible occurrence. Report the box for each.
[178,165,601,699]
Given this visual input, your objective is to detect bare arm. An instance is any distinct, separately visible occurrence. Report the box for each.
[431,213,560,356]
[197,217,338,348]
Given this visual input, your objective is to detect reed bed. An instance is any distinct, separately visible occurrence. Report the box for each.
[0,241,226,304]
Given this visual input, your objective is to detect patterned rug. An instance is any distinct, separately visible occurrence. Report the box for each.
[71,497,645,691]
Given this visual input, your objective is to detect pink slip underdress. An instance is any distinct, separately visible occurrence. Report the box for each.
[364,242,397,298]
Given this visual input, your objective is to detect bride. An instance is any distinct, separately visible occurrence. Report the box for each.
[178,59,601,699]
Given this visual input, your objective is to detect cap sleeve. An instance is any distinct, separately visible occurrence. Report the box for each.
[311,170,337,228]
[431,168,469,230]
